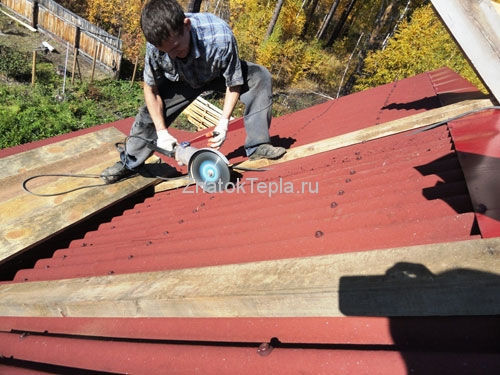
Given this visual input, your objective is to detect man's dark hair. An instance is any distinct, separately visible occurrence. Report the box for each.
[141,0,186,46]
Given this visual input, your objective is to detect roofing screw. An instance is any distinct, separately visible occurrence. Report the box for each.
[338,190,344,196]
[315,230,324,238]
[257,342,273,357]
[108,270,115,275]
[178,219,184,224]
[350,170,356,175]
[345,178,352,183]
[45,265,50,269]
[62,254,68,259]
[330,202,338,208]
[164,231,169,235]
[146,241,153,246]
[128,255,134,260]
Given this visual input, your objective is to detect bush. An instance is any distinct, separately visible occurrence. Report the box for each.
[0,46,31,81]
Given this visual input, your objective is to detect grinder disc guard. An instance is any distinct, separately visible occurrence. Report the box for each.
[188,148,231,192]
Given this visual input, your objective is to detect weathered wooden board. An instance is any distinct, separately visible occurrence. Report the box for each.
[0,238,499,318]
[0,127,172,264]
[431,0,500,103]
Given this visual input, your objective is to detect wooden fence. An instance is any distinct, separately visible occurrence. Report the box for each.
[0,0,122,72]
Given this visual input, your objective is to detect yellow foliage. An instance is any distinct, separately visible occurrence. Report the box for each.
[354,4,485,92]
[87,0,144,60]
[231,0,339,89]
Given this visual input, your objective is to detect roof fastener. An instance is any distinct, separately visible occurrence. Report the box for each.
[257,342,273,357]
[315,230,324,238]
[330,202,338,208]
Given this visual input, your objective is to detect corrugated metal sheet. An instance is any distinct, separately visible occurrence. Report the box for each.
[1,67,499,374]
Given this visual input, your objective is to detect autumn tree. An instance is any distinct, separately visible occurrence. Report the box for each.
[230,0,342,90]
[353,4,485,92]
[86,0,144,61]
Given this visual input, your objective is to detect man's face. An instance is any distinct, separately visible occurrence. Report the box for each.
[158,18,191,59]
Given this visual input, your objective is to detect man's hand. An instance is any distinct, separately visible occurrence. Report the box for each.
[157,129,178,152]
[209,118,229,149]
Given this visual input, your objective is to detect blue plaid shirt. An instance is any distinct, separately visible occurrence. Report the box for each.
[143,13,243,89]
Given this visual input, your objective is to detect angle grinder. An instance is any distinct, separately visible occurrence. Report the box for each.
[147,134,231,192]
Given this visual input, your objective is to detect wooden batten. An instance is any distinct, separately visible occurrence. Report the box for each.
[0,238,499,318]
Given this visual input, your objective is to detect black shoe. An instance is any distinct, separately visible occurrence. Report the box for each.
[100,162,135,184]
[249,144,286,160]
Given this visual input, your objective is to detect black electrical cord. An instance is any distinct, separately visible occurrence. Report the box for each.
[21,136,175,197]
[22,173,111,197]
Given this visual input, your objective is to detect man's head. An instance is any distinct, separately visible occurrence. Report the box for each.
[141,0,191,58]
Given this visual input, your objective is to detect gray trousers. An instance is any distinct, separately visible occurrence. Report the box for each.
[121,61,273,170]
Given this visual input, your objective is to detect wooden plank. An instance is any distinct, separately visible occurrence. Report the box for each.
[155,98,493,192]
[431,0,500,103]
[0,127,172,264]
[0,238,499,318]
[236,98,494,170]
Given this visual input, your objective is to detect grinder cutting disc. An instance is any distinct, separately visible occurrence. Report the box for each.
[188,148,231,192]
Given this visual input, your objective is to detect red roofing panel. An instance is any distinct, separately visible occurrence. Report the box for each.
[2,68,499,373]
[2,330,500,375]
[427,68,500,236]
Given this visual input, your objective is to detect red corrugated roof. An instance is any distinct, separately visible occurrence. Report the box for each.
[1,67,499,374]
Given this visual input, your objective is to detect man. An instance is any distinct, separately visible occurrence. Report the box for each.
[101,0,286,184]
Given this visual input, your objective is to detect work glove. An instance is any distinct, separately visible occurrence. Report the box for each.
[156,129,178,153]
[208,118,229,149]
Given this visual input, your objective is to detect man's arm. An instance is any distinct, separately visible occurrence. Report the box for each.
[144,82,178,152]
[143,83,168,131]
[209,85,241,148]
[221,85,241,120]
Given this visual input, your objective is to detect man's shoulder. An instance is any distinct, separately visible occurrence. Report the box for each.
[187,12,231,31]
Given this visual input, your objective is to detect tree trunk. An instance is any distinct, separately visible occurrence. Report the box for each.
[187,0,203,12]
[265,0,286,41]
[367,0,397,49]
[301,0,320,38]
[326,0,358,46]
[316,0,341,40]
